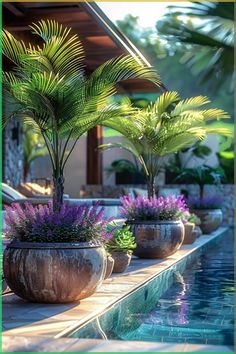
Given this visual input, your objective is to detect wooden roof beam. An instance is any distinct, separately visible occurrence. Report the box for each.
[3,3,25,16]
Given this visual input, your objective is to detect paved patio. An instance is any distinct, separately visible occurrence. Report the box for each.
[3,227,233,352]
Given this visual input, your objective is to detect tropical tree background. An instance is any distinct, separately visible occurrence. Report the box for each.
[117,1,234,117]
[114,1,234,183]
[157,1,234,93]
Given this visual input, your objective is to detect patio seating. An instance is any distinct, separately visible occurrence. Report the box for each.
[2,183,53,207]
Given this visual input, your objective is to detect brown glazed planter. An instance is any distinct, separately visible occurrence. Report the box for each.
[127,220,184,259]
[104,255,114,279]
[3,241,106,303]
[191,209,223,234]
[111,251,131,273]
[183,223,196,244]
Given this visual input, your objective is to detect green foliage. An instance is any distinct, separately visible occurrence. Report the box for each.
[176,165,226,198]
[176,165,225,185]
[116,9,234,118]
[165,141,213,177]
[157,2,234,92]
[2,19,160,209]
[106,226,136,254]
[105,158,144,178]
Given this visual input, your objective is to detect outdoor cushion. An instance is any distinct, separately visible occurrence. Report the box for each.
[18,182,52,198]
[2,183,26,200]
[158,187,181,197]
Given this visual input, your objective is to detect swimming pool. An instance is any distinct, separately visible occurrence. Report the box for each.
[70,230,234,346]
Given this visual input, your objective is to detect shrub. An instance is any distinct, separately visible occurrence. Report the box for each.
[4,202,112,243]
[105,226,136,254]
[120,194,188,221]
[187,196,223,210]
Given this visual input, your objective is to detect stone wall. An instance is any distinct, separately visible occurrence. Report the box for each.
[80,184,234,226]
[3,120,24,187]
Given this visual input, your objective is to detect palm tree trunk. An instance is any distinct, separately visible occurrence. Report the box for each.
[147,177,155,199]
[199,184,204,199]
[23,164,30,183]
[53,174,64,211]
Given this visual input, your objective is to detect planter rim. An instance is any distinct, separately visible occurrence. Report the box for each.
[184,222,195,226]
[126,220,182,225]
[6,241,102,250]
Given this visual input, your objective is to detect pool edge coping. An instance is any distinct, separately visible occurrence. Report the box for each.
[57,226,229,339]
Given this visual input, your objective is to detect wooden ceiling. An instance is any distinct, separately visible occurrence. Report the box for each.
[3,1,165,93]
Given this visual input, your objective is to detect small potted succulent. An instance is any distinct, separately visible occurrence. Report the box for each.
[105,226,136,273]
[3,202,110,303]
[120,194,187,259]
[188,213,202,239]
[187,196,223,234]
[181,212,200,244]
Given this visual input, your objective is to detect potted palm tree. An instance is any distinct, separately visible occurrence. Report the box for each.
[2,20,160,303]
[100,92,231,198]
[3,20,160,211]
[100,92,230,255]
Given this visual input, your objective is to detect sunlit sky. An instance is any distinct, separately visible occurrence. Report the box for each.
[99,2,188,29]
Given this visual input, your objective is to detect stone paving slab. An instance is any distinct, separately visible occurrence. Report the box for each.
[3,335,233,353]
[3,228,229,343]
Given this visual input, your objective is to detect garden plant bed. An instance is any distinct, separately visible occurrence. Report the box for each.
[3,227,233,353]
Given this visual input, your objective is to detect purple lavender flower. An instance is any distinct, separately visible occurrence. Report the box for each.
[120,194,189,221]
[5,202,112,243]
[187,196,223,210]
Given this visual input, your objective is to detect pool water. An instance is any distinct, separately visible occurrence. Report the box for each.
[120,231,234,345]
[71,230,234,346]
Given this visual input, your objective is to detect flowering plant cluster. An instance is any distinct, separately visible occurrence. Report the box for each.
[120,194,188,221]
[5,202,113,243]
[187,196,223,210]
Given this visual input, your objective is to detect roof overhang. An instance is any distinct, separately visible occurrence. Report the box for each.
[3,1,166,93]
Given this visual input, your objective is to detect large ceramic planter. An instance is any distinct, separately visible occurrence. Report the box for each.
[183,223,196,244]
[127,220,184,259]
[3,241,106,303]
[111,251,131,273]
[104,255,114,279]
[191,209,223,234]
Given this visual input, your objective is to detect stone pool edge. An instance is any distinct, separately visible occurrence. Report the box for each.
[58,226,229,339]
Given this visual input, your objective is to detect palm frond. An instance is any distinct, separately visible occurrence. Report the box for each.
[152,91,179,115]
[2,30,27,66]
[171,96,210,116]
[201,108,230,121]
[88,55,161,91]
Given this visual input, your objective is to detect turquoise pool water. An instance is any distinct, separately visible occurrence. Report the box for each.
[71,230,234,346]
